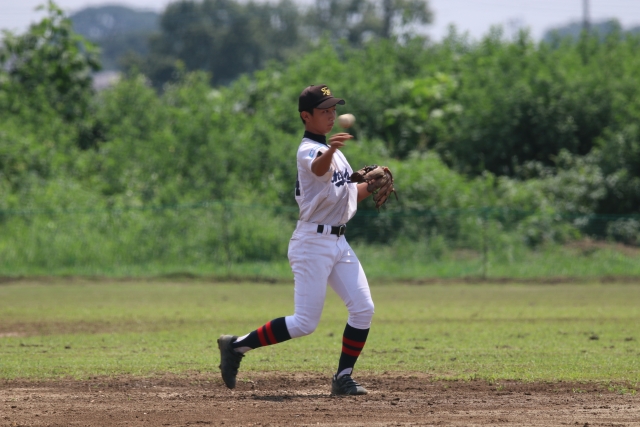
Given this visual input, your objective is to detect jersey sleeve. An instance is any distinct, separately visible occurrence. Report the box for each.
[297,141,333,181]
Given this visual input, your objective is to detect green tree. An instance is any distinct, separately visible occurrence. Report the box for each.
[130,0,433,88]
[304,0,432,45]
[128,0,303,87]
[0,1,100,122]
[380,0,432,39]
[422,28,639,177]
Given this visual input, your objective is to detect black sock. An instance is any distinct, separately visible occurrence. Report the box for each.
[336,323,369,377]
[231,317,291,350]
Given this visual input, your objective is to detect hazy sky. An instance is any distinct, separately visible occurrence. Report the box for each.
[2,0,640,41]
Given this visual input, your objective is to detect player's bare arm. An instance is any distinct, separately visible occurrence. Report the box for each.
[356,182,374,202]
[311,133,353,176]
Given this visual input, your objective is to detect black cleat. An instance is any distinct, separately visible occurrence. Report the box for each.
[331,374,368,396]
[217,335,244,389]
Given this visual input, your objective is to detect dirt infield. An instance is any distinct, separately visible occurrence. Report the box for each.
[1,373,638,426]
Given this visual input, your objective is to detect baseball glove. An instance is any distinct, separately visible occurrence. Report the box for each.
[351,165,398,210]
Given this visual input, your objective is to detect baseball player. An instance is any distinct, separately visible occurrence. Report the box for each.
[218,84,376,395]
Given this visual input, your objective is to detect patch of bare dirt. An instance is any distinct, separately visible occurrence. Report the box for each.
[1,373,638,426]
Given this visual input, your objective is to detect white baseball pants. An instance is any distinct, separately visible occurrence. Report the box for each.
[284,221,375,338]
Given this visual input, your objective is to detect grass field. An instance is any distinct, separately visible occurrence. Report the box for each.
[0,280,639,388]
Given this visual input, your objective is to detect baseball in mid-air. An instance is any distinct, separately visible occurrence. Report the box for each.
[337,113,356,129]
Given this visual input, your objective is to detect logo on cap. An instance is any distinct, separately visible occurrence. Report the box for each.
[321,87,331,96]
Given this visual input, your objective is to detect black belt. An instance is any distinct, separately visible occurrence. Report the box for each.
[317,224,346,236]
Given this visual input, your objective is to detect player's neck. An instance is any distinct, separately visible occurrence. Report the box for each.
[303,130,327,145]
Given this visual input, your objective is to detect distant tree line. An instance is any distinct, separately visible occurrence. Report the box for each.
[71,2,640,91]
[543,19,640,43]
[69,0,432,87]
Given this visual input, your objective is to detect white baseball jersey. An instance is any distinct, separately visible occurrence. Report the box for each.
[294,136,358,226]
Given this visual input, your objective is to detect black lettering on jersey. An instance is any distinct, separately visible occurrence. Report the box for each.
[295,173,300,196]
[331,168,352,188]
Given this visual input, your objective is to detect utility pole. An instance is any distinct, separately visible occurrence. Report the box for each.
[583,0,590,34]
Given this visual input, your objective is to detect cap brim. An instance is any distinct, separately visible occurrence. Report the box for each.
[315,98,345,109]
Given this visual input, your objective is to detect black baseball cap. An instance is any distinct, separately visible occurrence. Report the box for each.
[298,84,345,112]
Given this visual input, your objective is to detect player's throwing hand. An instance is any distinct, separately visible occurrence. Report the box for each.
[328,132,353,150]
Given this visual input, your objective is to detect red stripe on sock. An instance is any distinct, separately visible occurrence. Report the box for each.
[342,345,361,357]
[342,337,365,349]
[257,326,268,346]
[265,321,277,345]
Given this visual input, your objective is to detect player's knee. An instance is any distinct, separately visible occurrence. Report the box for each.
[287,314,320,337]
[349,300,374,328]
[361,300,375,322]
[296,319,319,336]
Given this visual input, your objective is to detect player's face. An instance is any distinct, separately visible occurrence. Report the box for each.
[305,106,336,135]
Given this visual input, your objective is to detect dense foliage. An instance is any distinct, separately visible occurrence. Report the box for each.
[1,3,639,274]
